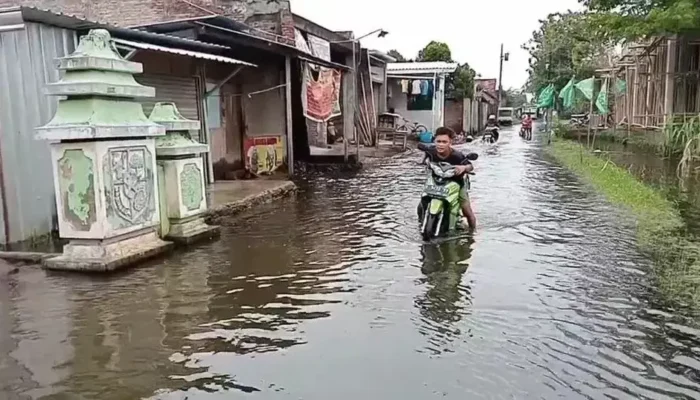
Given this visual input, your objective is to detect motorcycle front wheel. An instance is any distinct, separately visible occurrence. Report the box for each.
[421,210,446,240]
[422,213,438,240]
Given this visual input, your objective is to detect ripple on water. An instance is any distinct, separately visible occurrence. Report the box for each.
[4,129,700,399]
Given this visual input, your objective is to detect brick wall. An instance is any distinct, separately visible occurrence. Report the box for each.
[2,0,295,42]
[444,99,464,133]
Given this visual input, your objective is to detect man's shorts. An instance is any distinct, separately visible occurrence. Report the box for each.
[459,185,469,203]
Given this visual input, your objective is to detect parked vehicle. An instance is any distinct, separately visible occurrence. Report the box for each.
[398,117,428,139]
[498,107,515,126]
[417,152,479,240]
[569,113,589,128]
[521,105,538,120]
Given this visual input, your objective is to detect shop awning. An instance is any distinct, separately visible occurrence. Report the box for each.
[112,38,257,67]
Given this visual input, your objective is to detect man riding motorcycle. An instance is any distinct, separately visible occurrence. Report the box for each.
[521,114,533,139]
[484,115,500,142]
[418,127,477,230]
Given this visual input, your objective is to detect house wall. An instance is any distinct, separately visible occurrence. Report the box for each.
[206,62,286,177]
[463,97,487,134]
[387,77,446,132]
[0,22,77,245]
[131,50,285,178]
[1,0,296,43]
[444,98,464,133]
[240,64,286,137]
[388,79,428,129]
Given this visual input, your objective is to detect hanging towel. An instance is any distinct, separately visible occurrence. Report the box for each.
[425,81,435,96]
[412,80,422,95]
[400,80,409,93]
[420,80,429,96]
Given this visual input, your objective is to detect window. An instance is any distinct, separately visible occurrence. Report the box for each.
[407,95,433,111]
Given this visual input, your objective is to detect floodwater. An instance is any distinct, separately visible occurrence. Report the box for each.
[4,126,700,399]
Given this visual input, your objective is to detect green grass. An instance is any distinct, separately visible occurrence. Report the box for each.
[549,138,700,311]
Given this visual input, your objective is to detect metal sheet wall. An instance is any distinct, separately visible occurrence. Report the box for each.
[136,74,199,120]
[0,22,77,245]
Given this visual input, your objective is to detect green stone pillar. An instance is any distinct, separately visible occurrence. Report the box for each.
[35,29,172,272]
[149,102,220,244]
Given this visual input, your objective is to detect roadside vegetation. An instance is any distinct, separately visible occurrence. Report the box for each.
[548,132,700,310]
[525,0,700,309]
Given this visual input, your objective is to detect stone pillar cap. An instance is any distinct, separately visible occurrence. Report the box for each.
[151,103,208,156]
[149,102,201,132]
[58,29,143,74]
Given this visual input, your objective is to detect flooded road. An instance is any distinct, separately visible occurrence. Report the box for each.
[4,126,700,399]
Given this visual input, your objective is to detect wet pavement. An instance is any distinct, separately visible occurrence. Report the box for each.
[4,125,700,399]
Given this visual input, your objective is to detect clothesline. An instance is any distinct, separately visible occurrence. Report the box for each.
[388,75,438,80]
[398,78,439,97]
[227,83,289,98]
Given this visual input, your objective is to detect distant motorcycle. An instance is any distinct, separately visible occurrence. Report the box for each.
[482,126,499,144]
[520,122,533,140]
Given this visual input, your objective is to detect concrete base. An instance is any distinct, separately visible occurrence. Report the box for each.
[43,231,173,272]
[206,180,296,220]
[166,218,220,245]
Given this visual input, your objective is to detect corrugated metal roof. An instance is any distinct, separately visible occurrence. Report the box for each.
[112,38,256,67]
[387,62,458,74]
[14,6,232,52]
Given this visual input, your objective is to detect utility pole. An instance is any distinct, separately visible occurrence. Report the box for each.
[497,44,504,107]
[497,43,509,107]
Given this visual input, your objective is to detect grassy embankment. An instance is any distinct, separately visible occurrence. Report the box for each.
[548,137,700,310]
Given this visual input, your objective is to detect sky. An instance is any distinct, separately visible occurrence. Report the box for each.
[292,0,583,90]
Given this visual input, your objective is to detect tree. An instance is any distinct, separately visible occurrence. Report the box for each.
[522,12,610,95]
[417,41,453,62]
[415,41,474,99]
[387,49,406,62]
[581,0,700,39]
[504,88,528,107]
[448,63,476,99]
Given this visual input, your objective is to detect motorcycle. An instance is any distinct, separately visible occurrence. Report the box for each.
[569,113,589,128]
[417,151,478,240]
[482,126,499,144]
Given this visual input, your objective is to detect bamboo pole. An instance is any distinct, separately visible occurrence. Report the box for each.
[626,65,631,138]
[366,51,378,148]
[360,73,373,146]
[587,75,595,148]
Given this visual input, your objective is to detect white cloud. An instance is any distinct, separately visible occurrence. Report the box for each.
[291,0,583,89]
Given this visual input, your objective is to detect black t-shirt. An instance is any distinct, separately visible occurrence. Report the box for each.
[424,147,469,165]
[418,144,471,181]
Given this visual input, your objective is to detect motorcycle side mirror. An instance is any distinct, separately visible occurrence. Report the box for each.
[466,152,478,161]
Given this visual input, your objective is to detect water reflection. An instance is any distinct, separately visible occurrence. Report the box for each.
[415,239,474,355]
